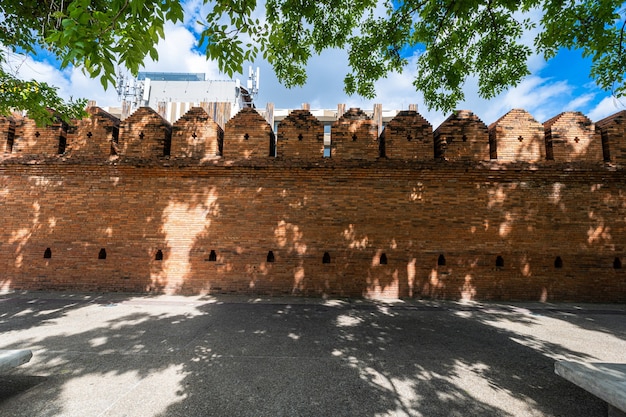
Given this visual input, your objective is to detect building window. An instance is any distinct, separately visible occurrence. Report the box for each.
[379,253,388,265]
[98,248,107,260]
[44,248,52,259]
[496,256,504,268]
[155,250,163,261]
[267,250,275,263]
[208,250,217,262]
[437,254,446,266]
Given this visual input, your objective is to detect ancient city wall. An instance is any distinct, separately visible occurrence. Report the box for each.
[1,105,625,302]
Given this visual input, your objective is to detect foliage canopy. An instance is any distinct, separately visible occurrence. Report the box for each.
[1,0,625,124]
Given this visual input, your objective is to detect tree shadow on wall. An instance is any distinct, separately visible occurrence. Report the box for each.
[0,297,613,416]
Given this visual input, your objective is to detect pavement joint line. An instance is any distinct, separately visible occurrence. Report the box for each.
[96,376,146,417]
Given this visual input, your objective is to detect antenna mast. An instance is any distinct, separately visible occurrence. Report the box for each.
[116,71,145,116]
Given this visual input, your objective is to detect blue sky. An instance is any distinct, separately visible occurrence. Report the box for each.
[2,3,622,128]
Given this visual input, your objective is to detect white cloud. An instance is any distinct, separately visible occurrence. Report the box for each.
[566,93,595,111]
[588,96,626,122]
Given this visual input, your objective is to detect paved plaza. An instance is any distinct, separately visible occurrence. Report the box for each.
[0,291,625,416]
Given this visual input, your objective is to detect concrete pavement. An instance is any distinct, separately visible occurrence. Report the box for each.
[0,291,625,416]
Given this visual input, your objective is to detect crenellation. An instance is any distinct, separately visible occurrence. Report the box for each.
[118,107,172,158]
[66,106,120,159]
[0,116,16,154]
[488,109,546,162]
[2,107,626,301]
[9,114,68,156]
[381,110,433,160]
[223,106,275,159]
[331,108,379,160]
[171,107,223,159]
[543,112,602,162]
[277,109,324,159]
[596,110,626,163]
[434,110,489,161]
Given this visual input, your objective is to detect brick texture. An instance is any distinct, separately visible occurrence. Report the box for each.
[10,114,67,156]
[489,109,545,162]
[66,106,120,160]
[118,107,172,158]
[277,110,324,159]
[171,107,224,159]
[223,107,274,159]
[331,108,379,160]
[434,110,490,161]
[544,112,602,162]
[596,110,626,163]
[0,116,15,154]
[1,107,626,302]
[380,110,433,160]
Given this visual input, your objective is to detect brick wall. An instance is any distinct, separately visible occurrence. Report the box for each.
[434,110,490,161]
[596,110,626,163]
[223,107,274,159]
[544,112,602,162]
[66,107,120,159]
[119,107,172,158]
[10,115,67,156]
[277,109,324,159]
[0,116,15,154]
[331,108,379,160]
[489,109,545,162]
[380,110,433,160]
[171,107,223,159]
[1,106,626,302]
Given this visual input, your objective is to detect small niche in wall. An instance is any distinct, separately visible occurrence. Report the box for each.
[155,250,163,261]
[244,133,250,141]
[322,252,331,264]
[379,253,388,265]
[554,256,563,268]
[352,134,357,141]
[267,250,275,263]
[98,248,107,260]
[614,257,622,269]
[496,256,504,268]
[298,133,303,141]
[44,248,52,259]
[437,254,446,266]
[208,250,217,262]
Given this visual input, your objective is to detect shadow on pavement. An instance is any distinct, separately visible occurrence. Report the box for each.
[0,294,617,417]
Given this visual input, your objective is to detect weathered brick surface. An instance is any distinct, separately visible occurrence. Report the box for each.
[544,112,601,162]
[434,110,490,161]
[119,107,172,158]
[380,110,433,160]
[171,107,223,159]
[596,110,626,163]
[1,108,626,302]
[277,110,324,159]
[10,115,67,156]
[489,109,545,162]
[331,108,379,160]
[66,107,120,159]
[0,116,15,154]
[223,107,274,159]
